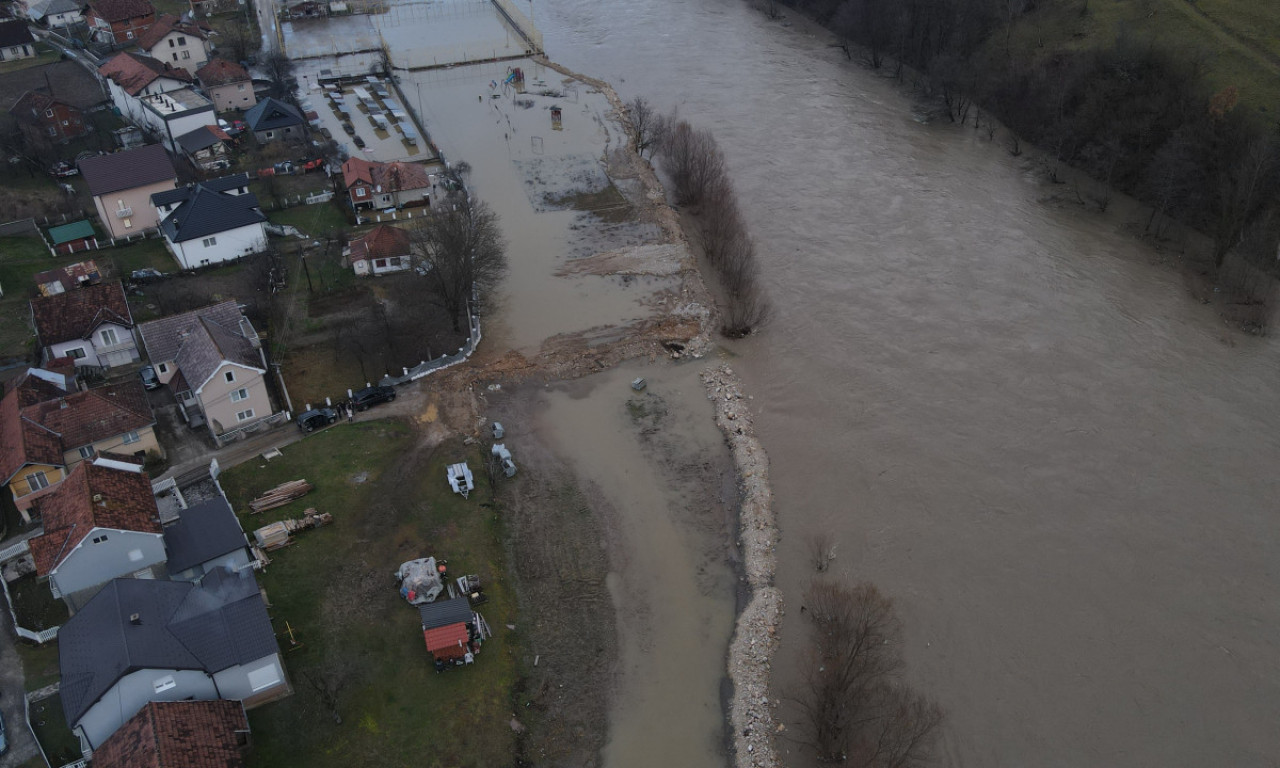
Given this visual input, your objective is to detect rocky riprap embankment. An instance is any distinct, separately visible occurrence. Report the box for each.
[701,364,782,768]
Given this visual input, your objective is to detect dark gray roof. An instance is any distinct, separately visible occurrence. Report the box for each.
[137,300,247,363]
[137,301,263,392]
[158,184,265,244]
[78,145,176,198]
[151,173,249,207]
[0,61,107,114]
[418,597,473,630]
[174,125,225,155]
[243,97,303,132]
[28,0,81,18]
[0,20,34,47]
[162,496,248,574]
[59,568,278,726]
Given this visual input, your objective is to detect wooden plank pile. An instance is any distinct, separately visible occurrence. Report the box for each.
[252,508,334,552]
[249,479,313,514]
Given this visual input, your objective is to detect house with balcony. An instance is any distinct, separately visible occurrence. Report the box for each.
[195,57,254,113]
[152,174,267,268]
[85,0,155,44]
[78,144,177,239]
[136,14,214,77]
[30,281,140,369]
[137,300,272,440]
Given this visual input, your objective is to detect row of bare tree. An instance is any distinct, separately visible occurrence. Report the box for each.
[629,97,772,338]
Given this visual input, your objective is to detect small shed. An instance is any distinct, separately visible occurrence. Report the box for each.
[47,220,97,255]
[423,622,469,662]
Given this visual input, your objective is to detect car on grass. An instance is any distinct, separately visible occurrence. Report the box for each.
[139,365,160,390]
[351,385,395,411]
[296,406,339,432]
[130,267,164,282]
[49,161,79,178]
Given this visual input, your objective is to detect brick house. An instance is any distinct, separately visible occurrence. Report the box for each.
[9,89,88,143]
[85,0,155,44]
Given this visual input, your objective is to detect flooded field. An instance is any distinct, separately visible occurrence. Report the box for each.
[532,0,1280,765]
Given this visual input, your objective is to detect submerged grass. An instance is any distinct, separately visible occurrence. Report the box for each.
[219,420,517,768]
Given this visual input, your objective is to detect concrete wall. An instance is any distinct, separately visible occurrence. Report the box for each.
[198,362,269,436]
[206,81,256,113]
[93,180,176,239]
[170,221,267,269]
[50,529,165,600]
[77,667,217,749]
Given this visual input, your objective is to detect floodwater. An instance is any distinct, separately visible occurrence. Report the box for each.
[531,1,1280,766]
[536,362,737,768]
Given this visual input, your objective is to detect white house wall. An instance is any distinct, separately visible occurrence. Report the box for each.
[46,321,138,369]
[50,529,166,601]
[77,667,217,749]
[170,222,267,269]
[211,653,285,701]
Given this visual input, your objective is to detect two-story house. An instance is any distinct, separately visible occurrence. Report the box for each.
[91,700,251,768]
[98,52,195,140]
[136,14,214,76]
[25,0,84,28]
[78,144,177,238]
[152,174,267,268]
[195,57,255,114]
[30,281,140,369]
[137,300,272,440]
[0,19,35,62]
[341,156,432,210]
[27,457,165,610]
[9,89,89,143]
[59,566,289,752]
[85,0,155,44]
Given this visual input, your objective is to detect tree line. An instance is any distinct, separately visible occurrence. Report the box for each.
[779,0,1280,276]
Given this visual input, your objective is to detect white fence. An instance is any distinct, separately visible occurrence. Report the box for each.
[0,576,60,644]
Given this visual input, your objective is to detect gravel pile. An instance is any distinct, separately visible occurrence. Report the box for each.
[701,364,783,768]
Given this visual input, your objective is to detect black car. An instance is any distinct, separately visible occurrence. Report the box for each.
[341,122,355,135]
[296,407,338,432]
[138,365,160,390]
[351,385,395,411]
[353,134,366,149]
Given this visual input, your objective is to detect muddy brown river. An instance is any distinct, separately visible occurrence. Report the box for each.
[531,0,1280,765]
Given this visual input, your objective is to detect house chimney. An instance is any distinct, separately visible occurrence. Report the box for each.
[59,399,67,409]
[130,613,141,625]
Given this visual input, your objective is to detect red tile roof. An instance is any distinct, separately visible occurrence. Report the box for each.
[340,156,375,188]
[0,388,63,485]
[424,622,469,659]
[349,225,410,263]
[23,379,154,452]
[341,157,431,193]
[136,13,212,52]
[28,460,160,575]
[98,51,192,97]
[195,57,248,88]
[92,700,249,768]
[29,281,133,347]
[86,0,154,22]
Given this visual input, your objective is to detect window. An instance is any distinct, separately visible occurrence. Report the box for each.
[230,387,249,403]
[202,236,217,247]
[122,431,141,445]
[66,347,86,359]
[236,408,255,422]
[247,663,281,692]
[168,37,175,47]
[265,131,274,139]
[44,108,54,118]
[61,120,68,126]
[177,36,186,45]
[128,549,145,562]
[374,258,386,268]
[78,446,94,459]
[172,53,178,61]
[181,50,190,59]
[27,471,49,491]
[224,370,235,383]
[157,363,168,374]
[354,187,366,197]
[92,534,108,544]
[153,675,176,694]
[126,30,134,39]
[47,126,57,137]
[99,328,118,345]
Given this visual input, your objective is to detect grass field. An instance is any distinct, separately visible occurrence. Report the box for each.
[268,201,353,239]
[218,421,519,768]
[996,0,1280,115]
[14,639,61,694]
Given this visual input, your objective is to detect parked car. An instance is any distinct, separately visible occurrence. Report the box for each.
[351,385,395,411]
[296,407,338,432]
[48,161,78,178]
[130,267,164,282]
[341,122,355,135]
[139,365,160,391]
[352,135,366,149]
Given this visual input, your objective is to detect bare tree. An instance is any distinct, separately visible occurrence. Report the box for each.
[662,120,725,208]
[407,198,508,332]
[262,51,296,100]
[797,579,943,766]
[627,96,662,158]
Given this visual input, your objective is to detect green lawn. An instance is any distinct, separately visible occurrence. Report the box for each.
[5,575,69,635]
[28,693,82,766]
[0,235,54,360]
[218,421,519,768]
[268,201,354,239]
[14,639,61,694]
[0,46,60,75]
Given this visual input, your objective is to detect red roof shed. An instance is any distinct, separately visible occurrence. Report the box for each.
[424,622,469,661]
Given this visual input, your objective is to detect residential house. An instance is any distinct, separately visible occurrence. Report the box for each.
[46,221,100,255]
[242,97,303,143]
[161,496,251,582]
[137,300,272,439]
[195,57,254,114]
[347,224,412,276]
[0,372,159,518]
[34,259,101,295]
[27,458,165,610]
[175,123,231,171]
[30,281,139,369]
[136,14,214,76]
[0,19,35,61]
[85,0,155,44]
[0,61,107,125]
[98,51,194,139]
[9,89,87,143]
[152,174,267,268]
[58,566,289,751]
[91,700,250,768]
[78,144,177,238]
[136,86,216,152]
[25,0,84,28]
[341,156,432,210]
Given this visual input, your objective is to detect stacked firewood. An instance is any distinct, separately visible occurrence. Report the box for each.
[248,480,313,514]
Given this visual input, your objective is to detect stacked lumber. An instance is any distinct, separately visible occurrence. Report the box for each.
[249,480,313,514]
[284,508,333,532]
[252,509,334,552]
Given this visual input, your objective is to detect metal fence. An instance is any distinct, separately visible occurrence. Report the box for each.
[490,0,543,54]
[212,411,291,448]
[0,218,38,237]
